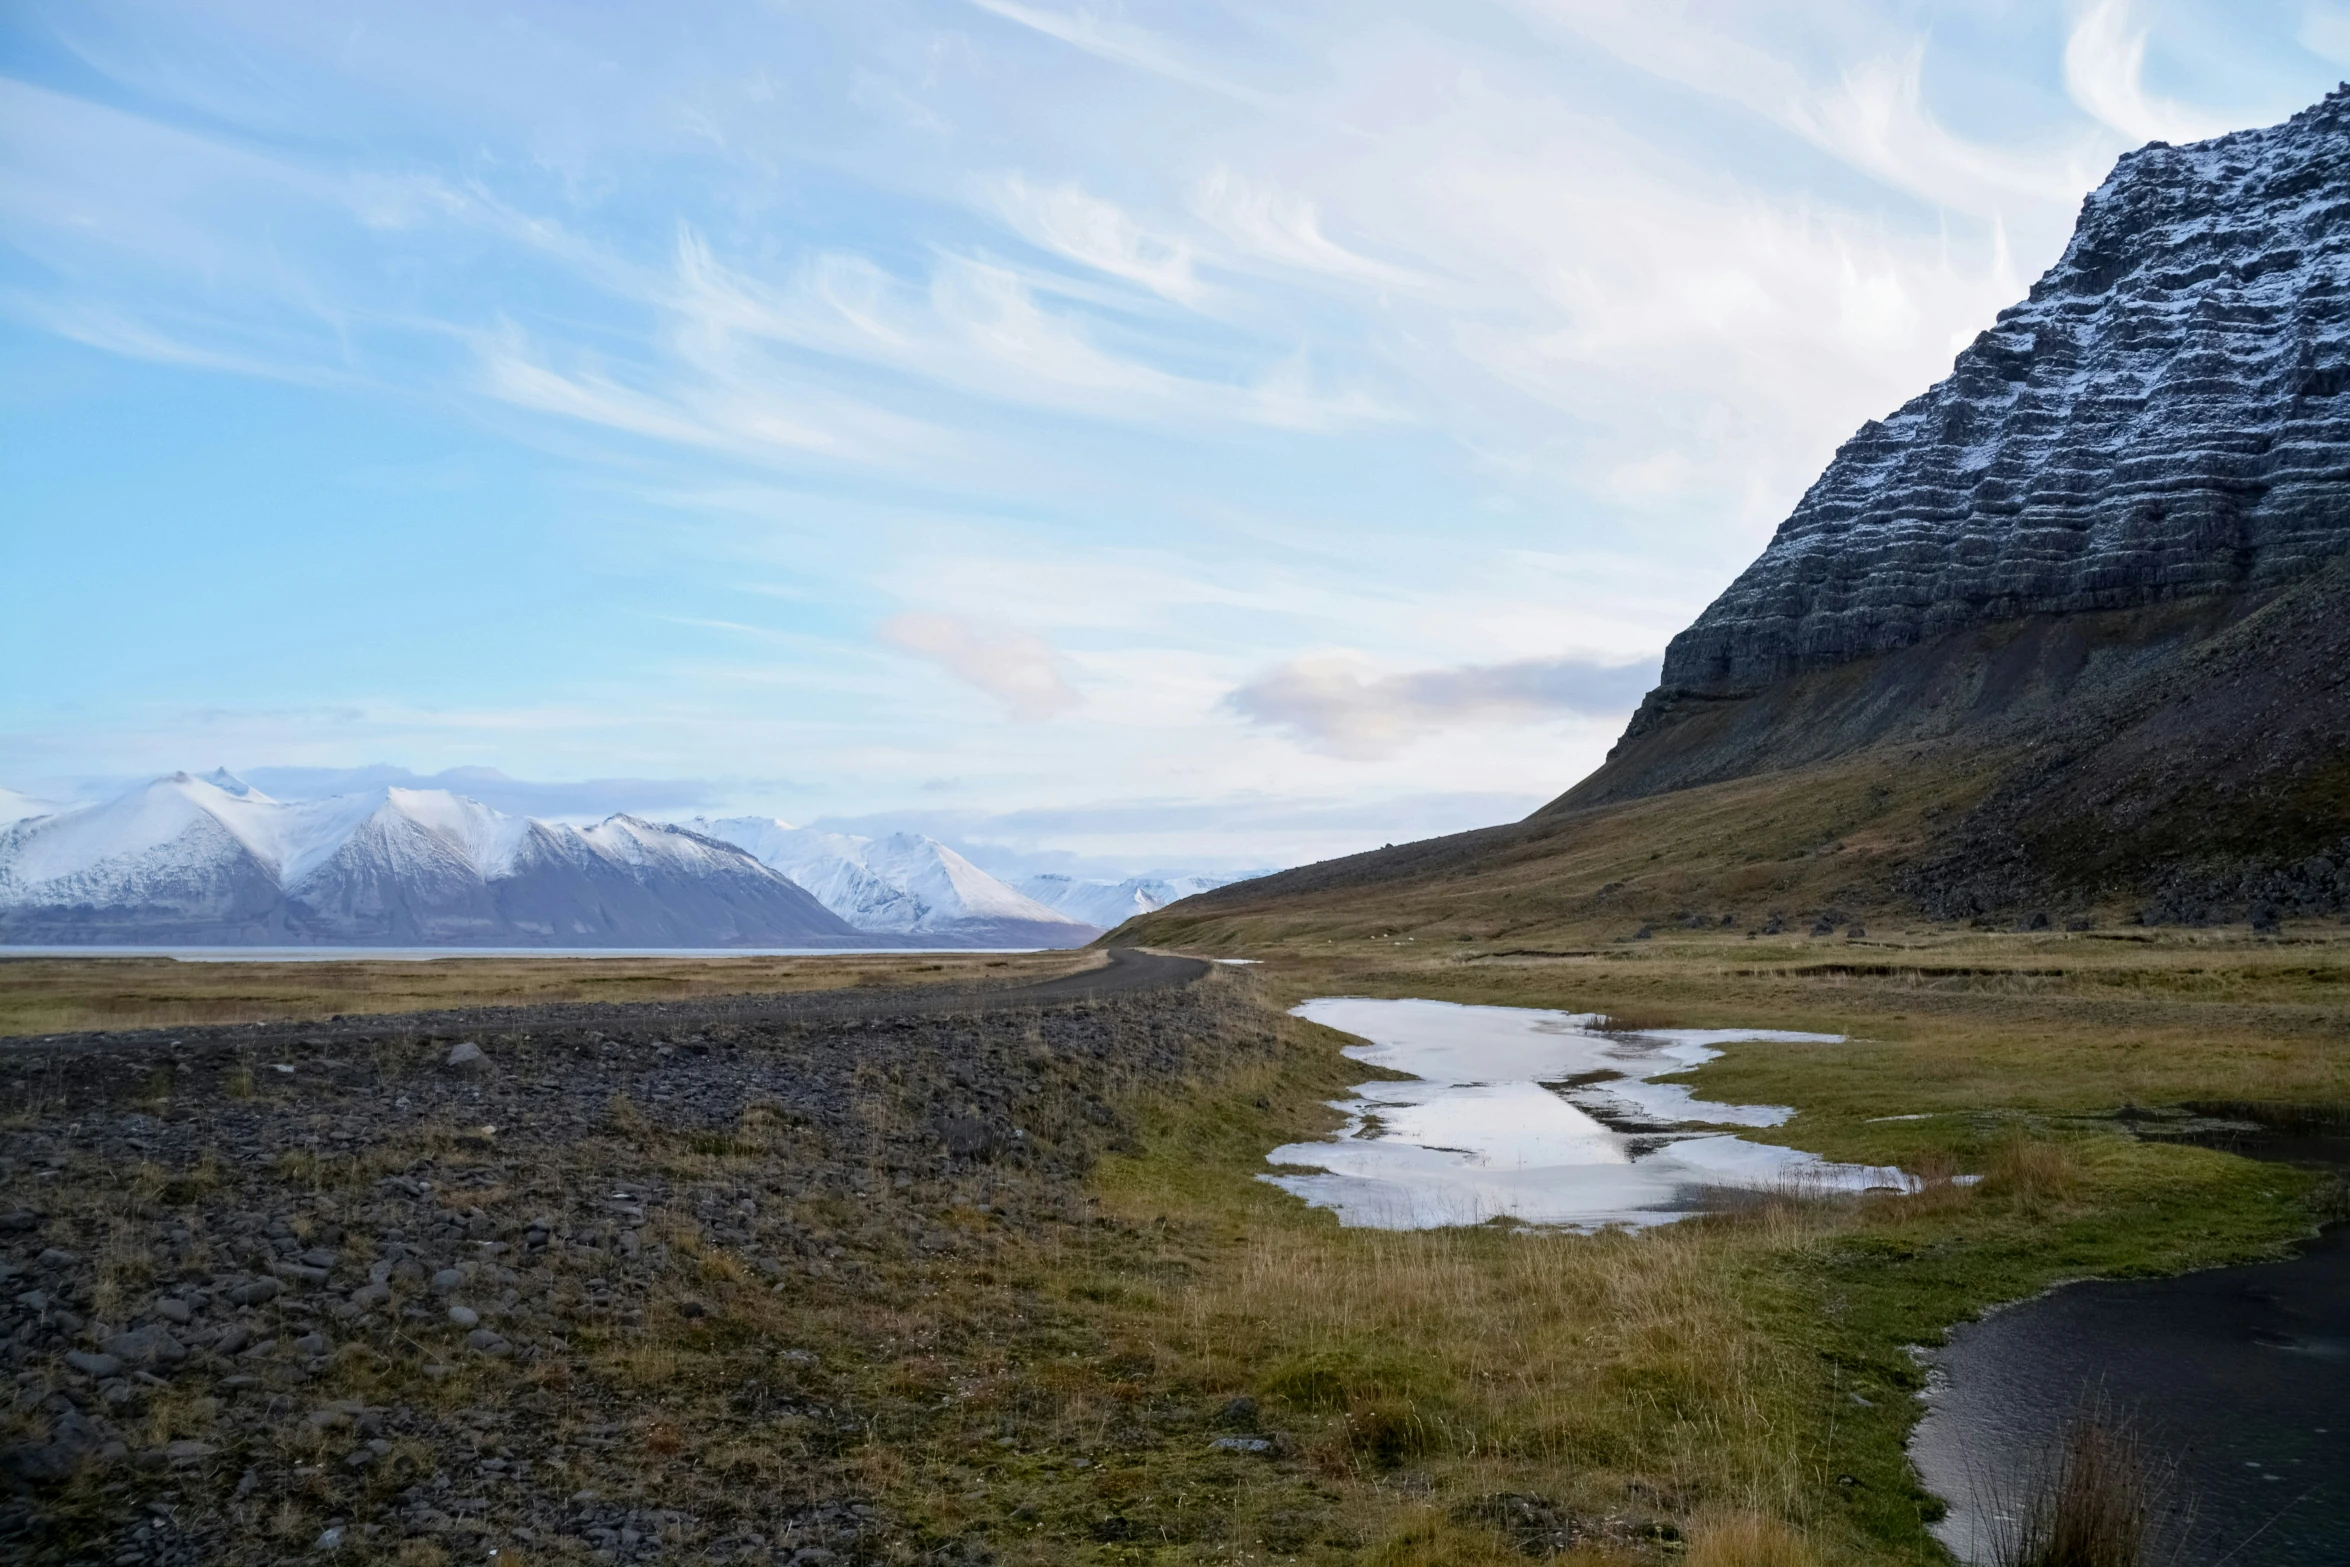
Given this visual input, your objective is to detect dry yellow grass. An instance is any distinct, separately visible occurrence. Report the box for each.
[1687,1511,1827,1567]
[0,947,1099,1036]
[1127,745,2005,953]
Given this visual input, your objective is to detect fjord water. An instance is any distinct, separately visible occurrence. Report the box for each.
[1911,1125,2350,1567]
[1269,997,1915,1229]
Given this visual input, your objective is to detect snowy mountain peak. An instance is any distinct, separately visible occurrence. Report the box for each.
[198,767,263,799]
[684,817,1093,943]
[0,787,64,828]
[0,776,857,947]
[1017,872,1250,929]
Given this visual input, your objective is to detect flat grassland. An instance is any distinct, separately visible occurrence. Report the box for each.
[1063,928,2349,1563]
[6,931,2343,1565]
[0,949,1100,1037]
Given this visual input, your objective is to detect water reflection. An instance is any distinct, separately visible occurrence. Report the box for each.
[1267,997,1916,1230]
[1911,1121,2350,1566]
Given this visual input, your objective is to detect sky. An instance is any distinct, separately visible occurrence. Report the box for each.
[4,1,2347,875]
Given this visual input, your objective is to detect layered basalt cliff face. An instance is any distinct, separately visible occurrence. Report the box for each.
[1648,86,2350,712]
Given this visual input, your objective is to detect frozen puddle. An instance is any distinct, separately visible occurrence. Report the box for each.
[1267,997,1917,1230]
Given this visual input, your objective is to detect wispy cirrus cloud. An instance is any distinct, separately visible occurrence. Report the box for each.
[2064,0,2241,145]
[1191,168,1429,289]
[988,176,1206,303]
[962,0,1282,108]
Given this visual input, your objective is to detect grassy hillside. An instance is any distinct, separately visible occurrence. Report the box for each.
[1128,558,2350,955]
[1119,744,2010,954]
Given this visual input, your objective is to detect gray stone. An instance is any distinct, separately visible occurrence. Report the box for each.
[101,1326,187,1367]
[447,1305,480,1328]
[445,1041,489,1073]
[65,1350,121,1378]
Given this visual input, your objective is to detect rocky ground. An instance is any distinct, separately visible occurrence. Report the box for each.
[0,963,1280,1565]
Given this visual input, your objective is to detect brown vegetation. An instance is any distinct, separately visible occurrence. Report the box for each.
[0,949,1098,1037]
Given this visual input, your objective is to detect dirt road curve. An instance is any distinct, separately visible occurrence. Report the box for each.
[0,947,1213,1058]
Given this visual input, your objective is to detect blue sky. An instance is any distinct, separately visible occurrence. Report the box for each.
[5,1,2346,872]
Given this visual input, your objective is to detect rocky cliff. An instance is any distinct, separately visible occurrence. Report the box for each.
[1646,85,2350,713]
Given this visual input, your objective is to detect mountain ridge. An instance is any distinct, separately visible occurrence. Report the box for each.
[0,774,862,947]
[683,817,1099,949]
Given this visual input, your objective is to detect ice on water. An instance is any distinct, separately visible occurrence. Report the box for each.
[1267,997,1916,1230]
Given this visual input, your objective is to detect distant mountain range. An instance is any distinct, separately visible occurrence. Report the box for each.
[1014,872,1248,931]
[0,773,1249,948]
[0,771,857,947]
[682,818,1098,949]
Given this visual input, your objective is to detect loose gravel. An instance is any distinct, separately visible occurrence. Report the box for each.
[0,965,1271,1565]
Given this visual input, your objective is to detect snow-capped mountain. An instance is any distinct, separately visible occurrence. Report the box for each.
[0,787,68,827]
[685,818,1097,948]
[0,772,861,947]
[1015,873,1253,931]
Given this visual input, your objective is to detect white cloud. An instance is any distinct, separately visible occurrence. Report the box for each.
[9,296,336,384]
[1226,651,1658,760]
[2305,2,2350,63]
[2064,0,2236,145]
[879,613,1081,721]
[963,0,1278,108]
[991,176,1206,302]
[1513,1,2107,216]
[660,229,1395,432]
[1192,167,1429,289]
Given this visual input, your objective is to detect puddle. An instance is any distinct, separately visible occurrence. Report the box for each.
[1266,997,1916,1230]
[1910,1119,2350,1566]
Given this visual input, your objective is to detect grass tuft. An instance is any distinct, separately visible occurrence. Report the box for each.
[1993,1404,2183,1567]
[1687,1510,1825,1567]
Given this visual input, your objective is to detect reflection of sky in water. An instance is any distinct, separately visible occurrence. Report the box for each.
[1268,997,1917,1230]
